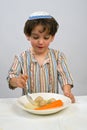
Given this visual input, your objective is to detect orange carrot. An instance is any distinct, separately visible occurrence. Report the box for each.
[35,99,63,110]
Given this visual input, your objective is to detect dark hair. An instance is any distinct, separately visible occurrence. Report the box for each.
[24,17,59,36]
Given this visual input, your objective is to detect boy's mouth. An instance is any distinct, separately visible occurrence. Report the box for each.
[37,46,44,49]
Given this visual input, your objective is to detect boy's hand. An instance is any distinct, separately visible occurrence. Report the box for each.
[64,92,75,103]
[9,74,28,88]
[63,84,75,103]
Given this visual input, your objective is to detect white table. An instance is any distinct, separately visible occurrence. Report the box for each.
[0,96,87,130]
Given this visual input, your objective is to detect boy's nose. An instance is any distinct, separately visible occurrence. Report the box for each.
[38,38,44,44]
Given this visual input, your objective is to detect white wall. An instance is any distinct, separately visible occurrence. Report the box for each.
[0,0,87,97]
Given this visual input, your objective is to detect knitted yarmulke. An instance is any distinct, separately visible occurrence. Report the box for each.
[29,11,52,20]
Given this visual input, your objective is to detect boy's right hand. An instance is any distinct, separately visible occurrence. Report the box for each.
[9,74,28,88]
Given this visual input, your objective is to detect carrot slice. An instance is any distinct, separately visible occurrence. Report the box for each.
[35,99,63,110]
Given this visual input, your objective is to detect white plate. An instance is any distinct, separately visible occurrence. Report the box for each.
[16,93,71,115]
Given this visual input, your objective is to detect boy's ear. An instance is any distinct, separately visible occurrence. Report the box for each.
[51,36,55,42]
[25,35,30,41]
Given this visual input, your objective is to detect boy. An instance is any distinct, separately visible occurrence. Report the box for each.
[7,11,75,103]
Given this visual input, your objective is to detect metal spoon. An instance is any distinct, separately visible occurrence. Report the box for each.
[25,84,37,106]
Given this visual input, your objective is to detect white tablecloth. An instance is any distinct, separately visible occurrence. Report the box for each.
[0,96,87,130]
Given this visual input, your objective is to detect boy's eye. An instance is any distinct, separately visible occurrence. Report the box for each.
[44,36,50,40]
[44,35,50,40]
[31,35,50,40]
[32,36,39,39]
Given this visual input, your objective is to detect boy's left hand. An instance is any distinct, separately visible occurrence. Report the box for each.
[64,92,75,103]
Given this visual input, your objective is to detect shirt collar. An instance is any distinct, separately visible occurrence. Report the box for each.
[29,48,50,64]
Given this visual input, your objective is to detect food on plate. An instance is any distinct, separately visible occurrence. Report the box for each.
[24,103,36,109]
[24,96,63,110]
[35,99,63,110]
[39,99,47,106]
[47,98,56,104]
[34,96,43,102]
[34,96,47,106]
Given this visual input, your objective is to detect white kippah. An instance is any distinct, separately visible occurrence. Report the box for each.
[29,11,52,20]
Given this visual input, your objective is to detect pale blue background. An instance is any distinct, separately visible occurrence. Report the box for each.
[0,0,87,97]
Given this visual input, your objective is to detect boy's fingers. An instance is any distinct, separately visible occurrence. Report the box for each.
[20,74,28,81]
[64,92,75,103]
[25,75,28,80]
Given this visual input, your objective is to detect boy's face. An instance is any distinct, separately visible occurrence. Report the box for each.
[26,25,54,55]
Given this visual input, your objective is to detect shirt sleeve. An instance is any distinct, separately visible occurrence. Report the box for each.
[57,51,73,89]
[7,55,22,89]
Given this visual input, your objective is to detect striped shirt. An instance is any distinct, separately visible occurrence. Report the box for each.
[7,48,73,94]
